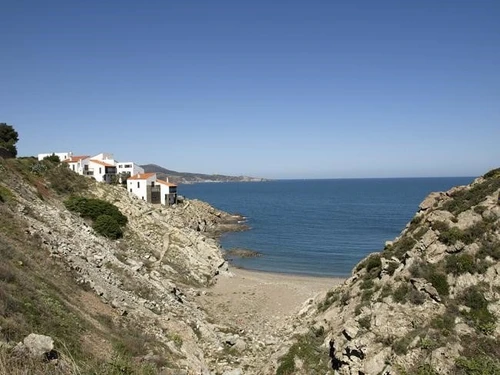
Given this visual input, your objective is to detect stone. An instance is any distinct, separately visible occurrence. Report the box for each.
[13,333,57,360]
[222,369,243,375]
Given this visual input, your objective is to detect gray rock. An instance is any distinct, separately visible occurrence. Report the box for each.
[222,369,243,375]
[14,333,55,359]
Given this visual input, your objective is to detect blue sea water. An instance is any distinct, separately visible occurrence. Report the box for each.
[180,177,474,277]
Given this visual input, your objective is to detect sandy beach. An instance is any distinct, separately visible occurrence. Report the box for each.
[198,267,345,338]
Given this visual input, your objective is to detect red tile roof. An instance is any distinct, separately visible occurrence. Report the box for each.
[64,155,90,163]
[156,179,177,187]
[128,172,156,180]
[89,159,115,167]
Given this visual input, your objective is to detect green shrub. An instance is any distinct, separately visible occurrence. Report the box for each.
[458,286,496,334]
[410,262,449,297]
[431,314,455,336]
[442,174,500,215]
[483,168,500,179]
[477,241,500,260]
[438,226,465,245]
[0,185,13,203]
[93,215,123,239]
[456,355,500,375]
[318,289,340,312]
[445,254,476,275]
[393,283,409,303]
[366,254,382,272]
[360,279,374,290]
[43,153,60,163]
[431,220,450,232]
[428,272,449,296]
[384,236,416,260]
[65,196,127,226]
[276,329,331,375]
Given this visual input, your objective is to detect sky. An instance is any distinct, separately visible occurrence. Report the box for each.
[1,0,499,179]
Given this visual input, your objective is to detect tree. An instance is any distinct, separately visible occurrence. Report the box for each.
[43,153,61,163]
[0,123,19,158]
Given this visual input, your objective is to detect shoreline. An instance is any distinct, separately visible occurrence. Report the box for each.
[226,262,350,281]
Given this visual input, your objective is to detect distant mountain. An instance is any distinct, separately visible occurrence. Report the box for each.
[140,164,267,184]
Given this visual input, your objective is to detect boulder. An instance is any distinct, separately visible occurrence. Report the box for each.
[13,333,57,360]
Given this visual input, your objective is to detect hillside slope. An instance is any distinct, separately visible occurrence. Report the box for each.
[141,163,266,184]
[0,157,256,374]
[265,169,500,375]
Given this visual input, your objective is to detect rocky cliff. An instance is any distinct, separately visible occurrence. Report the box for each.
[0,157,258,374]
[267,169,500,374]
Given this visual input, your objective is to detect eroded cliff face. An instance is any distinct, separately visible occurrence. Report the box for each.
[0,158,252,374]
[270,170,500,374]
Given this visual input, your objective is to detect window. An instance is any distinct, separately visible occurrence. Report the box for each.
[129,188,132,192]
[137,182,140,188]
[99,167,102,174]
[125,164,132,168]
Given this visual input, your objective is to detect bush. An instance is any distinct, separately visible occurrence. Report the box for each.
[410,261,449,297]
[442,174,500,214]
[431,314,455,336]
[366,254,382,273]
[428,272,449,296]
[438,226,465,245]
[446,254,476,275]
[43,153,60,163]
[456,355,500,375]
[93,215,123,239]
[458,286,496,334]
[384,236,416,260]
[477,241,500,260]
[393,283,409,303]
[65,196,127,226]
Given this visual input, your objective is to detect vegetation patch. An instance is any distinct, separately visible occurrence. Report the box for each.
[276,328,333,375]
[383,235,416,260]
[455,355,500,375]
[410,262,449,297]
[317,289,341,312]
[442,171,500,214]
[64,196,127,239]
[0,184,13,203]
[457,286,496,334]
[445,254,476,275]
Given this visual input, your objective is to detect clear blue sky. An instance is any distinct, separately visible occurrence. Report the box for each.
[1,0,499,178]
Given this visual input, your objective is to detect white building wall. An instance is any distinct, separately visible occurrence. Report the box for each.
[128,174,156,201]
[68,157,90,175]
[91,153,114,161]
[117,162,144,177]
[38,152,73,161]
[88,160,111,182]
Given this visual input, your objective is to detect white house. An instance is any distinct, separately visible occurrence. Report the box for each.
[127,172,157,201]
[127,173,178,205]
[116,162,144,178]
[157,179,178,205]
[88,159,117,183]
[37,152,73,161]
[64,155,90,174]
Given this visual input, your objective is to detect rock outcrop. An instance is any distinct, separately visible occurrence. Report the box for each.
[265,169,500,374]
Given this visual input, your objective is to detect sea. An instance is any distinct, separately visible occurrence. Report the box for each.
[180,177,474,278]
